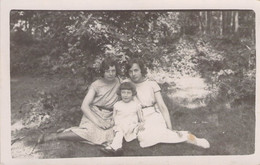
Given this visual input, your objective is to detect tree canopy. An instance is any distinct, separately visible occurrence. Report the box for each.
[10,10,255,106]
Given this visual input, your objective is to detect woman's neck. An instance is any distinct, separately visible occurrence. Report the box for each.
[133,77,146,84]
[102,77,117,84]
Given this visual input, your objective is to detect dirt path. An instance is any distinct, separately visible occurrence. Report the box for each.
[169,76,210,108]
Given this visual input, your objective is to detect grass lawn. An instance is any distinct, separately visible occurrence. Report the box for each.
[10,75,255,158]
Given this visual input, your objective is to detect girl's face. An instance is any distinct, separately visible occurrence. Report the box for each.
[121,89,133,103]
[104,65,116,82]
[129,63,143,83]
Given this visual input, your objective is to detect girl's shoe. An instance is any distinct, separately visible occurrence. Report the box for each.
[100,146,123,156]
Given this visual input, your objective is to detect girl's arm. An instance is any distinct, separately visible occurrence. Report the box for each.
[154,91,173,130]
[81,87,110,129]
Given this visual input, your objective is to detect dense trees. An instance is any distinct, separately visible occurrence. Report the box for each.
[10,10,255,106]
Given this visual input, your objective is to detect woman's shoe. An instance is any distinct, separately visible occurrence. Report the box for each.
[187,134,210,149]
[194,138,210,148]
[100,146,123,156]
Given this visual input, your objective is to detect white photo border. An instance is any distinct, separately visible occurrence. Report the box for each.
[1,0,260,165]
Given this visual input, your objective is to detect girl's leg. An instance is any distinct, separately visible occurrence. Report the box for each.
[100,131,124,156]
[109,131,124,150]
[38,130,86,143]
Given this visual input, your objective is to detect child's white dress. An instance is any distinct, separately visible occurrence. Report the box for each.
[113,100,142,142]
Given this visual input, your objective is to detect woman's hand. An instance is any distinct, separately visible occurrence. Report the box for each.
[96,118,114,130]
[96,120,111,129]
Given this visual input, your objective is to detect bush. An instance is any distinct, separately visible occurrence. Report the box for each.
[195,36,255,106]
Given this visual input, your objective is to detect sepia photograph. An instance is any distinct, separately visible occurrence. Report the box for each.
[9,9,256,157]
[1,0,260,165]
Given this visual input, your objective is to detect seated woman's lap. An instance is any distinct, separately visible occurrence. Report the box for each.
[68,107,114,145]
[138,108,189,147]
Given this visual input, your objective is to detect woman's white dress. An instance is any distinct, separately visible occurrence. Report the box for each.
[67,78,120,145]
[132,79,189,148]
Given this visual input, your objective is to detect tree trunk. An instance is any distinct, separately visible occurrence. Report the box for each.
[206,11,212,34]
[234,11,239,33]
[199,11,203,32]
[231,11,234,31]
[227,11,232,34]
[205,11,207,34]
[222,11,230,35]
[204,11,207,34]
[220,11,223,36]
[222,11,226,35]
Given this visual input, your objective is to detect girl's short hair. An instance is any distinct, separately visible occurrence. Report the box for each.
[117,82,137,96]
[125,58,148,77]
[100,58,119,77]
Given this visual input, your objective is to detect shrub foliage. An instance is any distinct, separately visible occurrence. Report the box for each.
[10,10,255,107]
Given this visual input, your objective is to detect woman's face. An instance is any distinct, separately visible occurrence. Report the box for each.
[104,65,116,82]
[129,63,143,83]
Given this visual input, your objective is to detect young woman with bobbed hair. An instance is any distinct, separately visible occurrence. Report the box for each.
[38,58,120,145]
[126,58,210,149]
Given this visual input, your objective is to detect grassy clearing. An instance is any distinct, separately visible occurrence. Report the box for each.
[11,75,255,158]
[169,103,255,155]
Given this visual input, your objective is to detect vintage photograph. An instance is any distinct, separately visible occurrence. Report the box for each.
[9,10,256,159]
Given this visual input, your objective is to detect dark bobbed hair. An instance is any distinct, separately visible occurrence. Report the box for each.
[125,58,148,77]
[117,82,137,96]
[100,58,119,77]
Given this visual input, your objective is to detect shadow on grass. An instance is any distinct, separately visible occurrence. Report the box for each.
[170,103,255,155]
[13,103,254,158]
[11,76,255,158]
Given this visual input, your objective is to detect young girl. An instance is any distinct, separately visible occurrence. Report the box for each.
[101,82,144,156]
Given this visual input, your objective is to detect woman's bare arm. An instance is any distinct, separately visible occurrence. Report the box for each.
[137,106,145,131]
[154,91,173,130]
[137,108,144,123]
[81,87,111,129]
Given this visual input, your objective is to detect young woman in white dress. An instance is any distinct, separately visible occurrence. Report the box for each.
[126,58,210,149]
